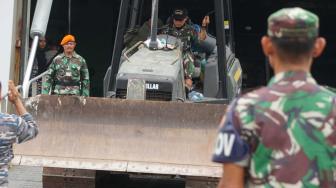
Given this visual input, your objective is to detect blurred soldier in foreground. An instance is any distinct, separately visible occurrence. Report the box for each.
[42,34,90,96]
[0,81,38,187]
[212,7,335,187]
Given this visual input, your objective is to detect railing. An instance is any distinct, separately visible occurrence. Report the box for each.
[22,35,39,98]
[29,71,48,96]
[2,71,48,101]
[21,35,48,97]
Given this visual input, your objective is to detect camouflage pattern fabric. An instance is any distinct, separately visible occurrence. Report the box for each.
[30,58,42,95]
[161,23,198,51]
[161,23,198,79]
[182,52,196,79]
[42,52,90,96]
[0,113,38,187]
[268,7,319,39]
[213,71,336,187]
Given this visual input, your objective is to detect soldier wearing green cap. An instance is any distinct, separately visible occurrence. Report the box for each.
[212,7,336,187]
[161,8,210,90]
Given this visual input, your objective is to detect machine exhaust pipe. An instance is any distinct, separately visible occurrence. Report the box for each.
[148,0,159,50]
[30,0,53,38]
[22,0,53,98]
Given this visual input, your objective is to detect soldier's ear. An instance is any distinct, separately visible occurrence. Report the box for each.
[312,37,326,58]
[261,36,274,57]
[261,36,276,68]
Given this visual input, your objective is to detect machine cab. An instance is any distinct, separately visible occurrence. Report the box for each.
[104,0,242,103]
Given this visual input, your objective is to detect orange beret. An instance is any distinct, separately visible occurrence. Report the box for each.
[60,34,75,45]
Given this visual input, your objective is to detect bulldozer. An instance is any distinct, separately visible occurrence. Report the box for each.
[104,0,242,102]
[13,0,241,187]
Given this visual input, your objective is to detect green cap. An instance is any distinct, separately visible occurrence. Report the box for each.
[268,7,319,38]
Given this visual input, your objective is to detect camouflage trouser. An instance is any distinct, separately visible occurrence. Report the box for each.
[183,52,195,79]
[0,165,8,188]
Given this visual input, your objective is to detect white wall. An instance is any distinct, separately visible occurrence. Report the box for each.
[0,0,17,111]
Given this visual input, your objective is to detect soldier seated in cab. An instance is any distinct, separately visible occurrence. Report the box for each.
[161,8,209,90]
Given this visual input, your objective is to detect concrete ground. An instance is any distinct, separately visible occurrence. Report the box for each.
[8,166,42,188]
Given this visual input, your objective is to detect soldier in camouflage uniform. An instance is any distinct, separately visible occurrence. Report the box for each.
[161,8,209,89]
[212,8,335,187]
[0,80,38,187]
[42,34,90,96]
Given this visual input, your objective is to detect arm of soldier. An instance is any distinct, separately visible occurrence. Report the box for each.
[42,59,56,95]
[212,101,250,188]
[16,113,38,143]
[218,164,245,188]
[8,80,27,116]
[198,16,210,41]
[8,81,38,143]
[80,59,90,97]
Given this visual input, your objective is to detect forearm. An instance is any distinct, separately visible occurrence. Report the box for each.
[80,63,90,97]
[198,28,207,41]
[81,79,90,97]
[217,164,245,188]
[42,63,56,94]
[218,178,244,188]
[14,99,27,116]
[199,15,210,41]
[17,113,38,143]
[42,75,53,94]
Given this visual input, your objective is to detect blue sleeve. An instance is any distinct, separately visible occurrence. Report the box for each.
[16,113,38,143]
[212,103,249,163]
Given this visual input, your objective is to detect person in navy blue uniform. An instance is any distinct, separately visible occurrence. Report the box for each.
[0,80,38,187]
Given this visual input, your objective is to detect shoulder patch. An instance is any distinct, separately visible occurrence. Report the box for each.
[212,121,249,162]
[212,100,249,163]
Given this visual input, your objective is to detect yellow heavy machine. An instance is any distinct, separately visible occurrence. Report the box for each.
[13,0,242,187]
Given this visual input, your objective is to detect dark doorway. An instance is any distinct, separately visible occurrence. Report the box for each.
[30,0,221,97]
[232,0,336,88]
[31,0,121,97]
[30,0,336,96]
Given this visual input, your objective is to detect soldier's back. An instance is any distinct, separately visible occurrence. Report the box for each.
[235,71,336,187]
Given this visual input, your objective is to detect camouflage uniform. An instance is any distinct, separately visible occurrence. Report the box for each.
[42,52,90,96]
[213,8,336,187]
[0,113,38,187]
[161,23,198,51]
[161,23,199,79]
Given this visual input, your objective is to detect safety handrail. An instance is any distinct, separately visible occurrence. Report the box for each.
[2,71,48,100]
[1,86,22,100]
[28,70,48,86]
[22,35,39,98]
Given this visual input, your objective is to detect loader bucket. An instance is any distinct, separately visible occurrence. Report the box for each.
[14,95,227,177]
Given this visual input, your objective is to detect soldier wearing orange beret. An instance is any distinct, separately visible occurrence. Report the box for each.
[42,34,90,96]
